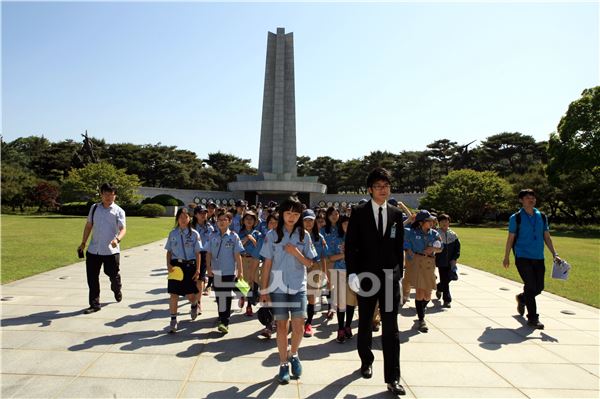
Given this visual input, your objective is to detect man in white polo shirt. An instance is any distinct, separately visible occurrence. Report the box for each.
[78,183,127,314]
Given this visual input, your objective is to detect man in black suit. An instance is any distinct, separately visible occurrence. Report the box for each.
[345,167,405,396]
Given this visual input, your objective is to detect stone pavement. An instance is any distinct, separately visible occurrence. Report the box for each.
[1,240,599,398]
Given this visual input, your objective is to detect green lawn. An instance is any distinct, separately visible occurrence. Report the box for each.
[453,226,600,308]
[1,214,174,284]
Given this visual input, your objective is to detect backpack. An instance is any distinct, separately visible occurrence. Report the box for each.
[512,210,548,255]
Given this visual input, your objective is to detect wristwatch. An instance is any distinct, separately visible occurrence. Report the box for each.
[116,237,121,243]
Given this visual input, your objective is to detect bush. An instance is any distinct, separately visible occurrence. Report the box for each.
[140,203,166,217]
[142,194,184,206]
[121,203,143,216]
[60,202,94,216]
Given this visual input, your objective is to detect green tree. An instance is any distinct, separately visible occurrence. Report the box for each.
[547,86,600,221]
[420,169,512,223]
[425,139,459,178]
[205,152,257,191]
[296,156,311,176]
[61,162,141,205]
[1,163,37,210]
[477,132,543,176]
[305,156,343,194]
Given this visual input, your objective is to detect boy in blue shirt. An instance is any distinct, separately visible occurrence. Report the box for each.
[503,189,560,329]
[206,209,245,334]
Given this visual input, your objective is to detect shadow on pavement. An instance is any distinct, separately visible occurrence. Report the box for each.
[2,309,93,327]
[478,316,558,350]
[205,378,279,399]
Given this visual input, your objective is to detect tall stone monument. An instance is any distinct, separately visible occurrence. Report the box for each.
[228,27,326,205]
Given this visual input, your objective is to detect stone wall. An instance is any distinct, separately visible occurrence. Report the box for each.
[138,187,424,209]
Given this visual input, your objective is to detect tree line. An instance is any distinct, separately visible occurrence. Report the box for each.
[1,86,598,222]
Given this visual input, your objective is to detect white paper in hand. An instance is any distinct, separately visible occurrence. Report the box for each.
[551,258,571,280]
[348,273,361,293]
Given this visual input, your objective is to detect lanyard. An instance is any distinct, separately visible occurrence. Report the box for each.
[180,232,189,259]
[216,233,226,260]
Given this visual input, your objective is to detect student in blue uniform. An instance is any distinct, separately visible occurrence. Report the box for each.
[206,209,245,334]
[238,210,263,316]
[321,206,340,249]
[327,215,357,343]
[259,197,317,384]
[503,188,560,330]
[435,214,460,308]
[192,206,214,313]
[404,210,442,333]
[165,208,202,333]
[302,209,328,338]
[231,200,247,233]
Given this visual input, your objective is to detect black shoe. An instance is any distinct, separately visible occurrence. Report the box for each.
[516,294,525,316]
[83,306,100,314]
[527,319,545,329]
[360,364,372,379]
[372,322,380,332]
[418,320,429,333]
[435,290,442,300]
[114,291,122,302]
[387,381,406,396]
[443,301,451,308]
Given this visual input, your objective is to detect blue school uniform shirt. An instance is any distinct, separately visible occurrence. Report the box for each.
[207,229,244,275]
[404,227,441,260]
[231,214,242,233]
[260,228,318,294]
[258,220,269,236]
[320,225,339,252]
[239,228,263,259]
[509,208,549,260]
[165,228,203,260]
[193,222,214,252]
[312,232,328,262]
[327,234,347,270]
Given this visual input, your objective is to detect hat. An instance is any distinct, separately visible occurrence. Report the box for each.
[244,210,257,219]
[302,209,316,220]
[194,205,208,213]
[206,200,217,208]
[388,198,398,207]
[257,306,273,326]
[358,198,368,205]
[415,210,434,222]
[167,266,183,281]
[268,200,278,208]
[235,199,247,207]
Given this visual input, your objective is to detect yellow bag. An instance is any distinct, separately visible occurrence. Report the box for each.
[168,266,184,281]
[235,278,251,296]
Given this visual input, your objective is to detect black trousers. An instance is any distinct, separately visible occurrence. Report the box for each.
[214,274,236,325]
[515,257,545,321]
[356,271,400,383]
[436,266,452,303]
[85,252,121,308]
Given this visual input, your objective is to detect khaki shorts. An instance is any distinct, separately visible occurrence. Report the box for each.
[409,254,437,291]
[330,269,357,309]
[307,262,326,295]
[241,256,259,284]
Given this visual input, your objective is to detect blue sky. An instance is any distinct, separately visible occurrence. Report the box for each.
[2,1,598,167]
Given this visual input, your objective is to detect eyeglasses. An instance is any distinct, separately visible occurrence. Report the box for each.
[372,184,390,190]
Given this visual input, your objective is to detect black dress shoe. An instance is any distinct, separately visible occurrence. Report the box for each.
[114,291,122,302]
[387,381,406,396]
[83,306,100,314]
[527,319,545,329]
[360,364,372,379]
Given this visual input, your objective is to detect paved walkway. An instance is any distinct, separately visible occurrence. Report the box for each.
[1,240,599,398]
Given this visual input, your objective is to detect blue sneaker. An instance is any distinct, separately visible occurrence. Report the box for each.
[278,364,290,384]
[289,355,302,378]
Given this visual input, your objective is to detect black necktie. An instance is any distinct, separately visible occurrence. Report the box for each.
[378,207,384,237]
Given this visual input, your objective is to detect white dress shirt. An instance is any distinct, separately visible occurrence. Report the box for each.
[371,200,388,233]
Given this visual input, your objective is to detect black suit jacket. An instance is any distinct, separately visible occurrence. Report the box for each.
[345,200,404,282]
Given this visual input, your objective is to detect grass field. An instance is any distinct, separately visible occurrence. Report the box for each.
[1,214,174,284]
[453,226,600,308]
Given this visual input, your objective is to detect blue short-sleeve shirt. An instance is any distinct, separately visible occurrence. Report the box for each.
[259,228,318,294]
[165,228,202,260]
[239,228,263,259]
[327,234,347,270]
[404,227,441,260]
[87,202,126,256]
[231,214,242,233]
[207,229,244,275]
[312,233,328,262]
[509,208,549,260]
[193,222,214,252]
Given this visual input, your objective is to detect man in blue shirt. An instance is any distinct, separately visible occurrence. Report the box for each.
[78,183,126,314]
[503,189,560,329]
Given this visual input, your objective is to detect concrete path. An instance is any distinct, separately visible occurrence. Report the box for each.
[1,240,598,398]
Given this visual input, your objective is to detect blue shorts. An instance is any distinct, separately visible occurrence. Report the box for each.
[270,291,307,321]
